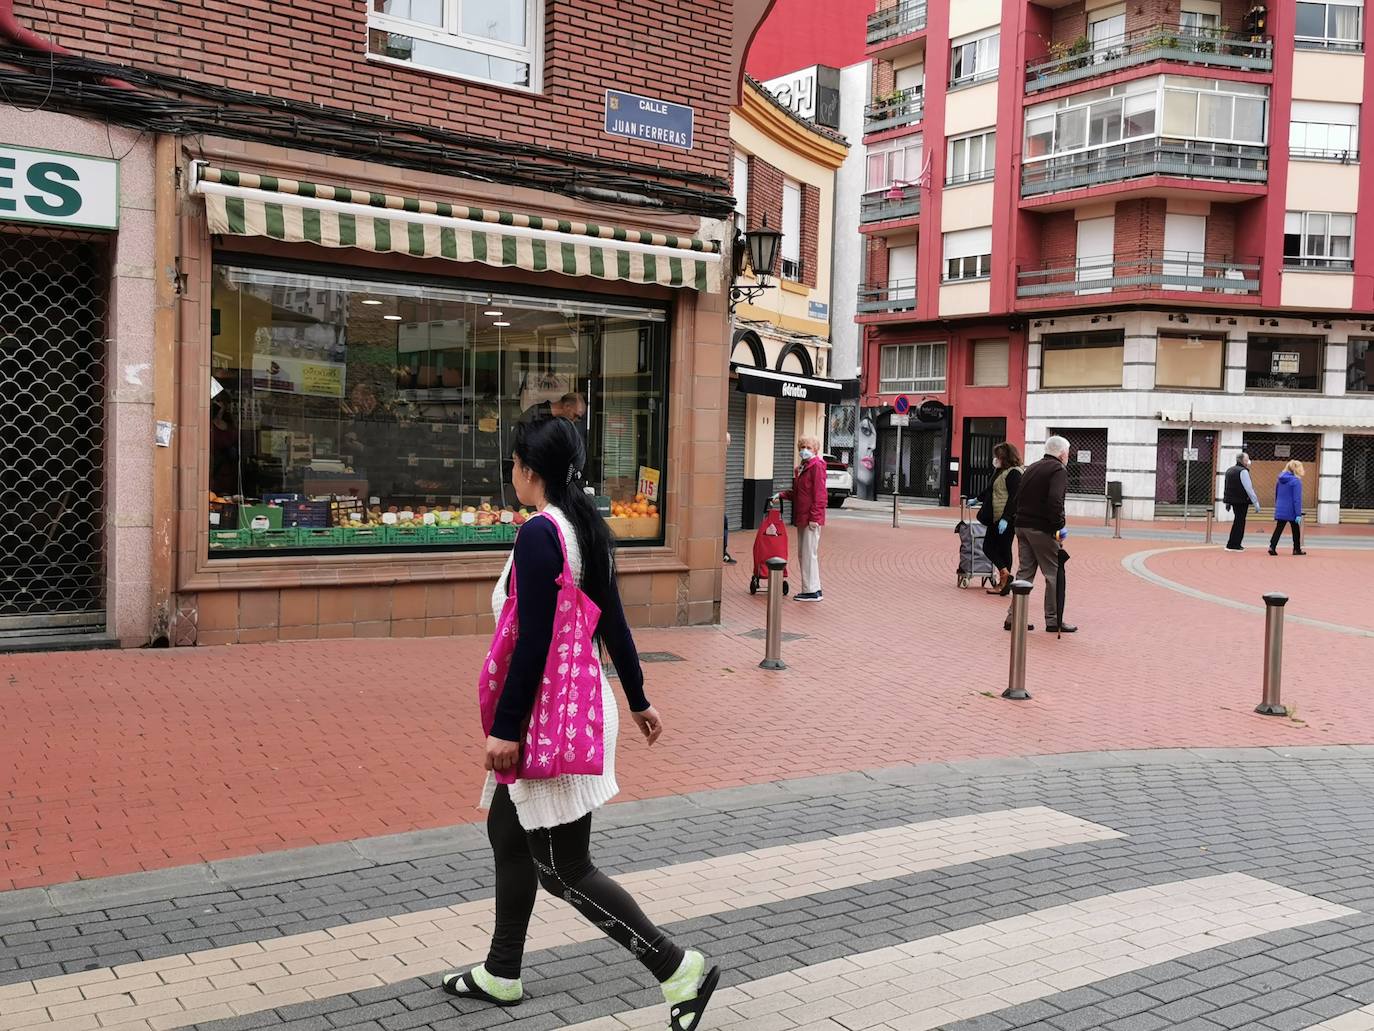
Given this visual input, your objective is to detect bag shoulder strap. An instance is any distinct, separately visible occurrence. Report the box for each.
[527,510,576,588]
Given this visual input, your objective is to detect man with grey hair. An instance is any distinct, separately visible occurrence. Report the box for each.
[1001,436,1076,634]
[1222,451,1261,552]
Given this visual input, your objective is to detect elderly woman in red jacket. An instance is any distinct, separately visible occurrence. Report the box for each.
[779,435,828,602]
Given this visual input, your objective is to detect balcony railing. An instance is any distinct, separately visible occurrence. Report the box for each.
[1017,250,1261,299]
[866,0,927,46]
[1025,24,1273,92]
[1021,138,1268,197]
[858,279,918,314]
[864,87,924,133]
[860,189,921,225]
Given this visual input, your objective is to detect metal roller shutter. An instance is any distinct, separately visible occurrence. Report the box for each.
[726,388,747,531]
[772,399,797,523]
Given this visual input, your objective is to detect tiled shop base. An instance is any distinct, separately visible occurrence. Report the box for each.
[4,753,1374,1030]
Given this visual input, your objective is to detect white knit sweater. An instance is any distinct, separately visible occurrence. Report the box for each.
[478,505,621,830]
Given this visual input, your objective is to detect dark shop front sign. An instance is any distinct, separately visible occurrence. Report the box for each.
[604,90,694,151]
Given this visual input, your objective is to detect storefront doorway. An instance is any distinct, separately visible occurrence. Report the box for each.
[726,388,747,532]
[0,230,108,640]
[962,417,1006,504]
[1340,435,1374,523]
[1155,428,1218,515]
[771,398,797,521]
[1243,433,1320,512]
[880,422,943,500]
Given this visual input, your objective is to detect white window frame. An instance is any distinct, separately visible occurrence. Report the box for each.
[1296,0,1364,49]
[1290,101,1361,161]
[367,0,544,92]
[943,227,993,283]
[1284,211,1355,270]
[781,179,803,281]
[733,152,750,232]
[1088,8,1127,61]
[1180,0,1222,34]
[879,343,948,394]
[865,137,924,193]
[946,129,996,186]
[950,30,1000,87]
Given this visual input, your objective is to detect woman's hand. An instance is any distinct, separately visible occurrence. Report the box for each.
[631,706,663,746]
[485,736,521,772]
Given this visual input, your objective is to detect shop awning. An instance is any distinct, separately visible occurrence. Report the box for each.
[733,365,846,405]
[1159,410,1277,426]
[1291,415,1374,430]
[192,165,723,293]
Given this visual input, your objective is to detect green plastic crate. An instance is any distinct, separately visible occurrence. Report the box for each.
[208,529,253,551]
[251,527,301,549]
[384,525,435,546]
[468,523,515,547]
[429,524,468,545]
[298,527,344,547]
[338,526,387,547]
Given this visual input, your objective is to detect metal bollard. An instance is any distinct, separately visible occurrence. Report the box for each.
[1112,505,1122,540]
[1003,580,1034,701]
[1205,505,1215,544]
[1256,592,1289,716]
[892,491,900,528]
[760,556,788,671]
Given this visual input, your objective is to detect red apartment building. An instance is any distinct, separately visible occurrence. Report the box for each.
[859,0,1374,523]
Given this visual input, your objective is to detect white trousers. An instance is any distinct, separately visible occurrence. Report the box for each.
[798,523,822,594]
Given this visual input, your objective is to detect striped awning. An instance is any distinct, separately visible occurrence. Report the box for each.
[193,165,722,293]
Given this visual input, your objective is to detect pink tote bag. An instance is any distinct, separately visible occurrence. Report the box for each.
[478,514,606,784]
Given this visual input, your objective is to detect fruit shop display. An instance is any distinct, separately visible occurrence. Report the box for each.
[606,493,661,539]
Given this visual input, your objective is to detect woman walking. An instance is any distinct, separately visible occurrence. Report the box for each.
[980,443,1023,595]
[1269,459,1308,556]
[445,415,718,1031]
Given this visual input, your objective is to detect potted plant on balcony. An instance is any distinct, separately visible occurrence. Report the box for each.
[1048,34,1093,70]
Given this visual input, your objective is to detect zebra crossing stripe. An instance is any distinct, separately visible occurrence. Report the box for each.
[564,872,1357,1031]
[0,808,1120,1030]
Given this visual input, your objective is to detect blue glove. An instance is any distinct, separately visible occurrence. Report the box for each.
[1057,528,1069,542]
[1297,514,1304,524]
[997,519,1008,534]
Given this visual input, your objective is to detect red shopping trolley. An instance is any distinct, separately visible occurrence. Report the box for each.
[749,498,790,596]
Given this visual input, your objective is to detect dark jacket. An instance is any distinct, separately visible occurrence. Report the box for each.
[1274,471,1304,522]
[1223,464,1260,508]
[1004,456,1067,534]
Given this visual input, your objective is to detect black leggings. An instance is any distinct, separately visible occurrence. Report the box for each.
[484,785,684,982]
[1271,520,1303,552]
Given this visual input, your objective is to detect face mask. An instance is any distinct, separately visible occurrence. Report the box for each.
[799,448,815,462]
[992,458,1001,469]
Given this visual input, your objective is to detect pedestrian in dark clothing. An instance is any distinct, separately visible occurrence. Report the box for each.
[1222,452,1261,552]
[1002,436,1077,634]
[980,442,1023,596]
[1269,460,1308,556]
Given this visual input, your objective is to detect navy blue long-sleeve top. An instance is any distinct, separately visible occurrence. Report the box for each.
[490,516,649,743]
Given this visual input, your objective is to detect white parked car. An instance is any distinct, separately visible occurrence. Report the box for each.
[823,454,852,509]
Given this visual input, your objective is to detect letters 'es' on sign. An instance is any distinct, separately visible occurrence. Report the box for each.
[0,145,119,230]
[604,90,695,150]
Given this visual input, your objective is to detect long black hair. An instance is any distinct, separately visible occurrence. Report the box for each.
[510,415,616,606]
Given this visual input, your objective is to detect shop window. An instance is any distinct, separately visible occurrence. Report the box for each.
[1296,1,1364,50]
[367,0,543,90]
[1051,427,1109,495]
[1284,212,1354,270]
[946,130,996,186]
[1246,334,1324,392]
[1040,330,1124,389]
[207,260,668,556]
[1348,339,1374,392]
[970,339,1009,387]
[879,342,947,394]
[950,29,999,87]
[1156,334,1225,390]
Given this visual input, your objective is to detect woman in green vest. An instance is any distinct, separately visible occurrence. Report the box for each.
[982,442,1023,596]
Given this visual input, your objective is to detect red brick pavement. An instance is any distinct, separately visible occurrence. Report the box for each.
[3,518,1372,891]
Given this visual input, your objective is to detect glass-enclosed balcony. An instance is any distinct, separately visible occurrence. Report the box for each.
[867,0,926,47]
[1017,249,1261,299]
[1026,24,1273,93]
[860,188,921,225]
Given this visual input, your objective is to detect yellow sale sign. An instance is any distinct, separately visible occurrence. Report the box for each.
[637,466,660,503]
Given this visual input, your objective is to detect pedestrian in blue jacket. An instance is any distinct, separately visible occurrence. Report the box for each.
[1269,460,1308,556]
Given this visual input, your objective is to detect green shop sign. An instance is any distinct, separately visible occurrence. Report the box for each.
[0,144,119,230]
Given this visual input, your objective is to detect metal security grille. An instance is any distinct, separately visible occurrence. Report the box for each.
[1052,427,1108,495]
[726,389,746,532]
[1242,432,1320,515]
[1340,435,1374,522]
[772,398,797,523]
[1155,428,1218,514]
[0,229,108,637]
